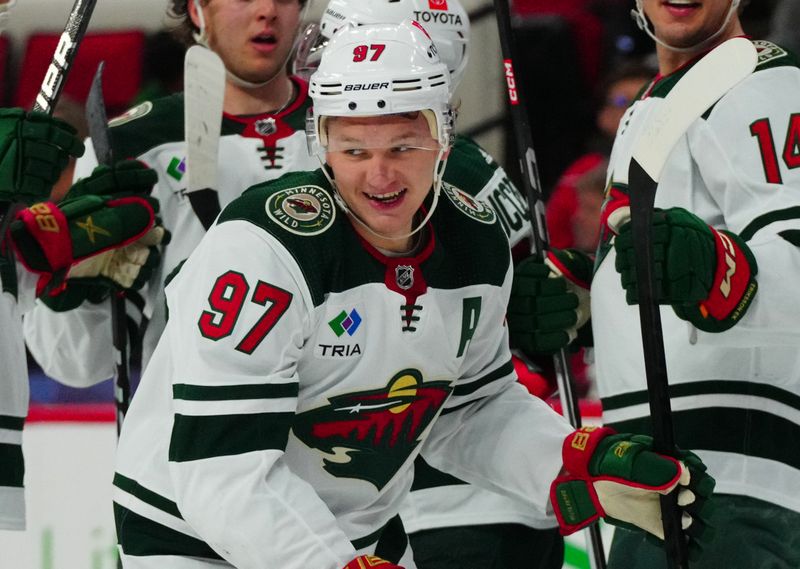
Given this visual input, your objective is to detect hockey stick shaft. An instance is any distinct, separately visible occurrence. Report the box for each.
[491,1,606,567]
[86,63,131,435]
[627,37,758,569]
[0,0,98,249]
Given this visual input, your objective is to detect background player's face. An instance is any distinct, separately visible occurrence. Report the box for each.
[191,0,302,83]
[642,0,738,49]
[325,113,442,252]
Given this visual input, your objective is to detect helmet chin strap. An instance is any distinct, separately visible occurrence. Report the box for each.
[192,0,309,89]
[631,0,741,54]
[317,147,450,244]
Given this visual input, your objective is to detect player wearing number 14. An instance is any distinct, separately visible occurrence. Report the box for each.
[586,1,800,567]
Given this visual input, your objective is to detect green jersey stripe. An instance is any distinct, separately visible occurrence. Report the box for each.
[441,397,485,415]
[602,379,800,412]
[452,359,514,397]
[114,502,223,560]
[410,456,467,491]
[740,206,800,241]
[113,473,182,519]
[169,412,294,462]
[0,443,23,487]
[0,416,24,431]
[608,407,800,470]
[173,382,299,401]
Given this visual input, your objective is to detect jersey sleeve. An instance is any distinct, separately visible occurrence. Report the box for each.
[689,65,800,345]
[419,258,572,517]
[159,220,354,569]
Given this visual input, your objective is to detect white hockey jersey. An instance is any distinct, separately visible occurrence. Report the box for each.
[113,170,571,568]
[0,254,43,530]
[593,40,800,513]
[23,78,319,386]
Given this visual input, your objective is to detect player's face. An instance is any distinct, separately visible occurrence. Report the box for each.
[641,0,739,49]
[193,0,302,84]
[325,113,442,252]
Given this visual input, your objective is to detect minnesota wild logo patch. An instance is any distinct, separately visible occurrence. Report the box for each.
[442,182,496,224]
[266,185,336,235]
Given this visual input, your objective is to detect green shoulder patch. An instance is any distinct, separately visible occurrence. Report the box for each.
[442,182,496,224]
[265,185,336,235]
[109,101,153,127]
[754,40,788,67]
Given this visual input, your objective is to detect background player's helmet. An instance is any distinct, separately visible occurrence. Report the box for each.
[308,19,453,155]
[295,0,469,93]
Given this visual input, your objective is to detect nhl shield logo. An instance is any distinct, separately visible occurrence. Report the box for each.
[255,117,278,136]
[395,265,414,290]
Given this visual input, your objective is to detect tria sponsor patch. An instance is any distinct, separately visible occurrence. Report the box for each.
[266,185,336,235]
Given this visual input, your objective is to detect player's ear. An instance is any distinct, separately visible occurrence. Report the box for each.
[187,0,202,29]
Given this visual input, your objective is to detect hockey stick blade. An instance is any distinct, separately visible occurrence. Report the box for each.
[627,37,757,569]
[86,62,132,435]
[184,45,225,230]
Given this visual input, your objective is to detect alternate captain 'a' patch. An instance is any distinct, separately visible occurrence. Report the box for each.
[109,101,153,127]
[442,182,496,224]
[265,185,336,235]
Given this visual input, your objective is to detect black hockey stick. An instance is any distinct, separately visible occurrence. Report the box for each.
[626,37,757,569]
[86,62,130,435]
[491,1,606,567]
[0,0,98,250]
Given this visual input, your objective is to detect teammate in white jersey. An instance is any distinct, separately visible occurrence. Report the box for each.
[113,21,714,569]
[295,1,564,566]
[23,0,317,387]
[511,1,800,567]
[0,109,164,529]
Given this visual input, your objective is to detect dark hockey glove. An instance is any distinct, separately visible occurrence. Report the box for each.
[0,108,85,205]
[508,248,592,354]
[614,207,758,332]
[10,187,164,300]
[551,427,716,559]
[343,555,404,569]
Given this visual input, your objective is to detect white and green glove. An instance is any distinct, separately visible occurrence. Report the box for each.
[0,108,85,205]
[9,161,167,309]
[613,207,757,332]
[551,426,715,559]
[508,248,593,354]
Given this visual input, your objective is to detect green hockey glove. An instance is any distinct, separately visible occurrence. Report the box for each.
[614,207,758,332]
[10,184,164,299]
[0,108,85,205]
[551,427,716,558]
[508,248,593,354]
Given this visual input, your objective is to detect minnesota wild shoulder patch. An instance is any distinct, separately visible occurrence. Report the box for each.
[442,182,496,224]
[266,185,336,235]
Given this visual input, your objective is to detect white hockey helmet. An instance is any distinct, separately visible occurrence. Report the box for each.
[308,19,453,155]
[307,20,453,241]
[295,0,469,93]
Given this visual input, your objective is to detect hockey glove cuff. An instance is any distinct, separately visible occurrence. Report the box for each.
[0,108,85,205]
[9,193,164,296]
[614,207,757,332]
[551,426,715,545]
[343,555,404,569]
